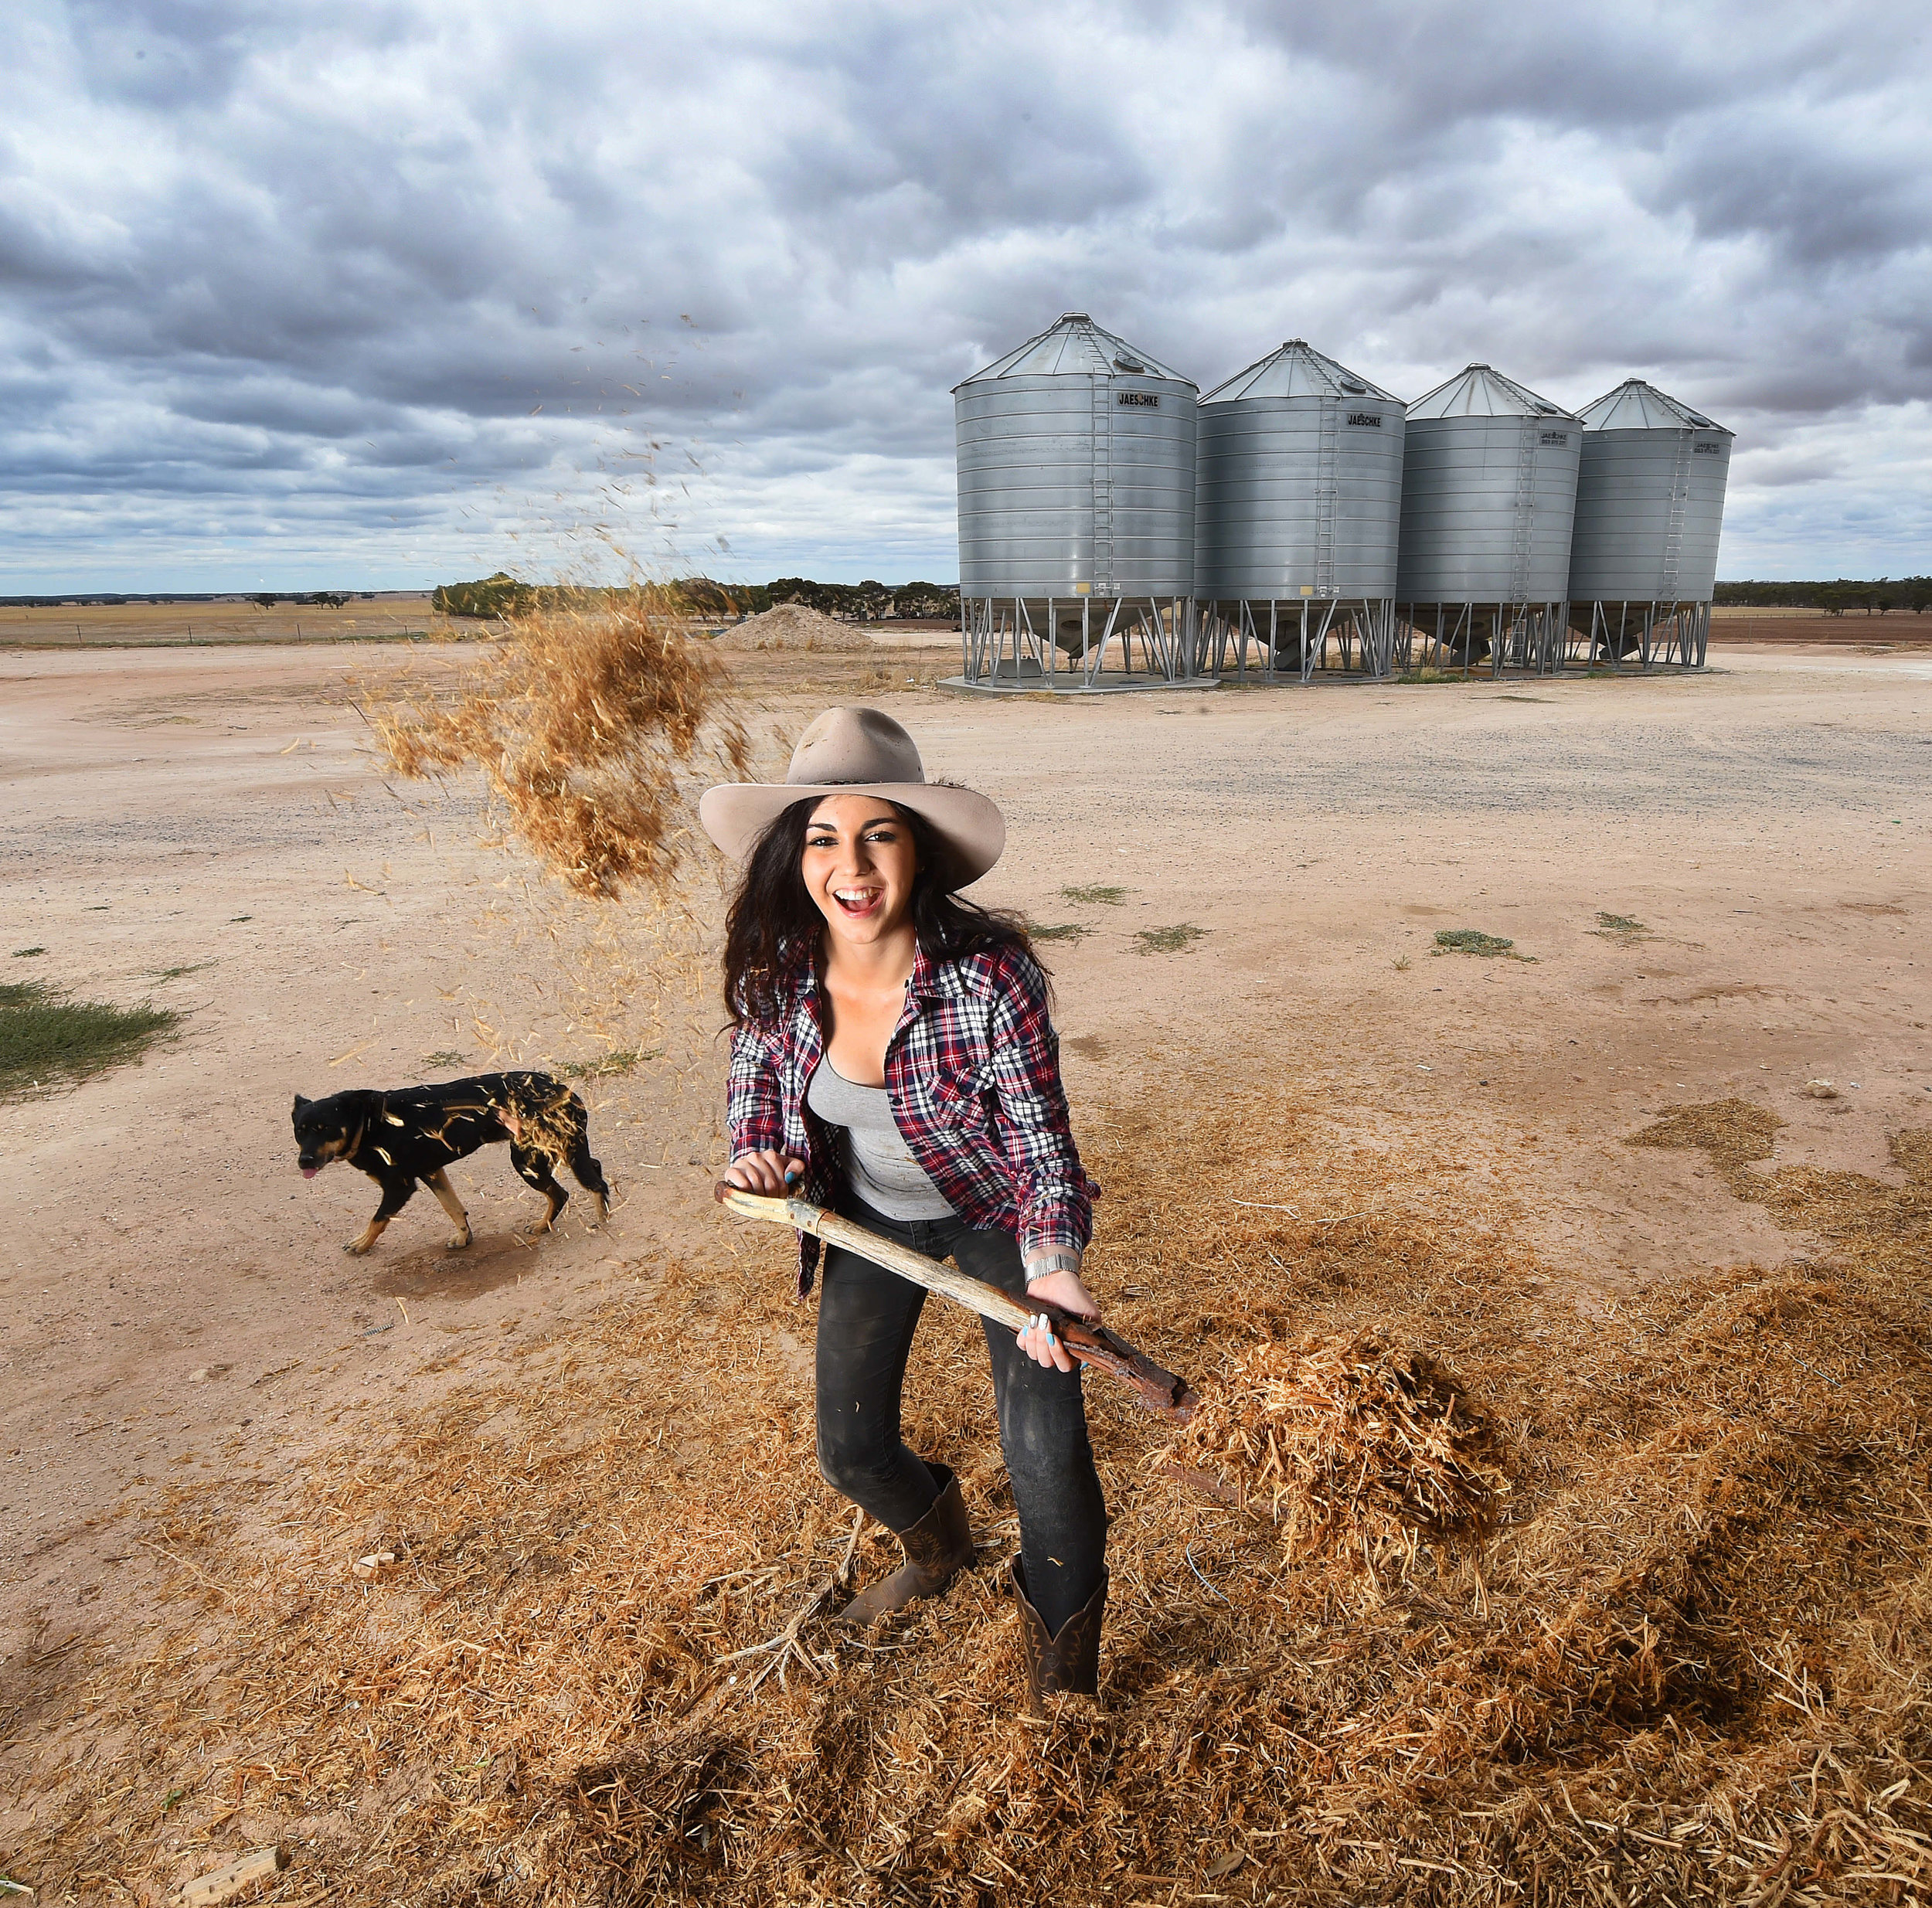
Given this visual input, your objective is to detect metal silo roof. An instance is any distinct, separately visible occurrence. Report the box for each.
[1200,339,1398,405]
[1577,379,1730,435]
[1406,364,1579,421]
[956,312,1192,387]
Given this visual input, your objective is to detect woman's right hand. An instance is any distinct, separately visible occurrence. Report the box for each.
[723,1149,807,1195]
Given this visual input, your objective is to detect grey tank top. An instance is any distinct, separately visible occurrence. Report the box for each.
[806,1059,956,1220]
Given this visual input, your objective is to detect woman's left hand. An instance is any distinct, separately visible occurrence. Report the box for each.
[1017,1268,1100,1373]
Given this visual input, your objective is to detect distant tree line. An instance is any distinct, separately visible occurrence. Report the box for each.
[250,591,352,609]
[431,573,537,618]
[759,578,961,621]
[430,572,961,622]
[1716,578,1932,615]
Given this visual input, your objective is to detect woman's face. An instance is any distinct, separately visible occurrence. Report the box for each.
[801,794,919,948]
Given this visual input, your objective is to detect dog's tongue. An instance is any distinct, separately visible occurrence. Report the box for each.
[301,1166,320,1180]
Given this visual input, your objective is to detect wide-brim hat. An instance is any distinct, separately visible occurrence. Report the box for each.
[699,706,1005,889]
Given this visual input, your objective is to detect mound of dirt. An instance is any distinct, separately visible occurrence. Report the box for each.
[710,604,875,652]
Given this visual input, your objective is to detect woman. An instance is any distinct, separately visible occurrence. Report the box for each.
[702,706,1109,1705]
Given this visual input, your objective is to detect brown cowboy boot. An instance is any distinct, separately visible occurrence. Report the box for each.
[838,1464,975,1625]
[1010,1559,1107,1713]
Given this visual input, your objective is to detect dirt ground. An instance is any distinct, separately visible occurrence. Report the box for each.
[2,632,1927,1897]
[1709,605,1932,648]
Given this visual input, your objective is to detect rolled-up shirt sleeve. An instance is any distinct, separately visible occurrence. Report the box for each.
[985,954,1098,1265]
[726,1021,785,1161]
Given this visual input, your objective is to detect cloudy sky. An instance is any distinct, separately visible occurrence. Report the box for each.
[4,0,1929,592]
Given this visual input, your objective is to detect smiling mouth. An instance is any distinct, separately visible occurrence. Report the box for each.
[832,887,883,917]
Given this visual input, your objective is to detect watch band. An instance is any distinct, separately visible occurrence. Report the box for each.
[1026,1249,1082,1279]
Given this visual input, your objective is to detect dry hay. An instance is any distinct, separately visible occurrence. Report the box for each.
[370,590,749,899]
[1165,1332,1509,1563]
[710,604,876,653]
[7,1089,1931,1906]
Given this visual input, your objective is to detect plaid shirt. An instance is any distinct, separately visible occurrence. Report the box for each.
[726,940,1098,1298]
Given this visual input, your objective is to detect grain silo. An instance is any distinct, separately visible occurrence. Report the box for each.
[1566,380,1733,667]
[1395,364,1583,672]
[954,313,1199,687]
[1194,342,1406,680]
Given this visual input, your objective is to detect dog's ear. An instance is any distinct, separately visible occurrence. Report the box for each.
[293,1093,310,1111]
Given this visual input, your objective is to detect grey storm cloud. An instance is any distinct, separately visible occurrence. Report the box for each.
[2,0,1928,589]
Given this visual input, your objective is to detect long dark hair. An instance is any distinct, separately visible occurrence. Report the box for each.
[723,795,1033,1027]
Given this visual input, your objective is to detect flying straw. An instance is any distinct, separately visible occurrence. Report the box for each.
[371,585,749,901]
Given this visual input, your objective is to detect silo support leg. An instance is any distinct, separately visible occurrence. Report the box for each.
[1372,600,1396,679]
[1306,599,1338,684]
[1087,597,1123,687]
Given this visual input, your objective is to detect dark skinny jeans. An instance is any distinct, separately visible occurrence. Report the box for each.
[815,1189,1107,1635]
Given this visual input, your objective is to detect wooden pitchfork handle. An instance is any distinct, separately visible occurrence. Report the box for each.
[715,1182,1198,1425]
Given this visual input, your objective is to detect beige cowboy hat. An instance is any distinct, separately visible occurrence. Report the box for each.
[699,706,1005,888]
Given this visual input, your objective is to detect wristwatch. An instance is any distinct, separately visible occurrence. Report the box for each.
[1026,1249,1082,1280]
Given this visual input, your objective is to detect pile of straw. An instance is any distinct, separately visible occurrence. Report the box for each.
[372,590,748,899]
[9,1087,1930,1905]
[1166,1331,1508,1560]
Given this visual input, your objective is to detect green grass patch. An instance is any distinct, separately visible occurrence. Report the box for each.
[422,1049,468,1069]
[0,978,180,1099]
[1134,924,1208,956]
[1590,910,1653,944]
[557,1048,658,1080]
[1061,884,1129,906]
[1029,922,1093,944]
[12,946,46,957]
[1431,929,1536,961]
[149,962,210,981]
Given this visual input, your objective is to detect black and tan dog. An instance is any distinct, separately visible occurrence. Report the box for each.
[292,1072,611,1255]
